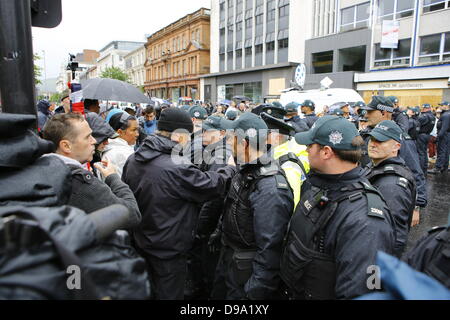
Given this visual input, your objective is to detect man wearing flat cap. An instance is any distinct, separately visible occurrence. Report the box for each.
[212,112,294,300]
[359,96,427,223]
[364,120,417,257]
[280,116,395,300]
[122,108,237,300]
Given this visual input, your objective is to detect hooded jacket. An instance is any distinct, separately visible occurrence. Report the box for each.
[122,134,237,259]
[102,138,135,178]
[37,100,52,132]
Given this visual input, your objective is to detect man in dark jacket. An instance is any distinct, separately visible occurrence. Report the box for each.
[360,96,427,224]
[280,116,395,300]
[429,102,450,174]
[42,113,141,229]
[364,120,417,257]
[417,104,436,175]
[300,99,319,129]
[37,99,52,133]
[122,108,237,300]
[212,113,294,300]
[284,102,309,133]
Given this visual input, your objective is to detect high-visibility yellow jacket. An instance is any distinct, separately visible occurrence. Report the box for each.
[274,139,310,210]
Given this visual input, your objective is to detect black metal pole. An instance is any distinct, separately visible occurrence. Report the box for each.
[0,0,36,116]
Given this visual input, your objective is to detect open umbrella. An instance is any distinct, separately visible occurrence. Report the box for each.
[81,78,151,104]
[233,95,252,102]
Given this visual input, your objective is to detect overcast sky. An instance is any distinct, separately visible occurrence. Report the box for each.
[32,0,211,79]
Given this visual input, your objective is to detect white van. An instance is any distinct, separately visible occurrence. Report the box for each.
[280,88,364,115]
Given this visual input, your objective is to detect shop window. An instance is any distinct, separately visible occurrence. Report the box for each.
[374,38,411,67]
[423,0,450,13]
[378,0,414,20]
[419,32,450,63]
[340,2,370,32]
[312,51,334,74]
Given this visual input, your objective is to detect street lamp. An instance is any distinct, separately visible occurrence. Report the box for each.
[42,50,47,97]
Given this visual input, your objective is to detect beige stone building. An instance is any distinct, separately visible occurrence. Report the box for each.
[144,8,211,102]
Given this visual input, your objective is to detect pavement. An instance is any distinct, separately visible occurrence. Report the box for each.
[406,170,450,252]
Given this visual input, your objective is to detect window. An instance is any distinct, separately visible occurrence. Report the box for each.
[419,33,450,63]
[266,41,275,51]
[255,44,263,54]
[279,38,289,49]
[236,49,243,58]
[374,38,411,67]
[255,14,263,25]
[245,47,252,55]
[245,17,253,29]
[236,21,243,31]
[378,0,414,20]
[312,51,334,73]
[267,0,276,21]
[279,4,290,18]
[340,2,370,32]
[423,0,450,13]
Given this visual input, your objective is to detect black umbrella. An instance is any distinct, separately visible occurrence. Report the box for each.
[81,78,151,104]
[232,95,252,102]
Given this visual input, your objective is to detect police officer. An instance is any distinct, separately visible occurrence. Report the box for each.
[189,105,208,165]
[388,96,410,133]
[280,116,395,299]
[406,107,421,141]
[212,112,294,300]
[259,110,310,210]
[186,116,233,299]
[429,102,450,174]
[300,100,319,129]
[359,96,427,222]
[417,104,436,175]
[364,120,417,257]
[404,215,450,289]
[284,102,309,133]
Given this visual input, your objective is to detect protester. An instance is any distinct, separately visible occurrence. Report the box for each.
[429,102,450,174]
[37,99,52,133]
[84,99,100,114]
[104,112,139,177]
[140,105,158,135]
[122,108,236,300]
[42,113,141,229]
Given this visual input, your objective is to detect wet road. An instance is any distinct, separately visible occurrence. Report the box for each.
[406,171,450,251]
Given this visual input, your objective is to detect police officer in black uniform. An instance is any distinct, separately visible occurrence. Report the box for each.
[186,116,233,299]
[406,107,421,141]
[300,100,319,129]
[364,120,417,257]
[404,215,450,289]
[280,116,395,299]
[359,96,427,224]
[429,102,450,174]
[284,102,309,133]
[212,113,294,300]
[388,96,410,133]
[417,104,436,175]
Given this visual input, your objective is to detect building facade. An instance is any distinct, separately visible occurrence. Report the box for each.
[203,0,312,104]
[97,41,145,75]
[144,8,211,102]
[124,46,146,88]
[305,0,450,106]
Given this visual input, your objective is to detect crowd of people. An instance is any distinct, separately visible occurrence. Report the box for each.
[1,93,449,300]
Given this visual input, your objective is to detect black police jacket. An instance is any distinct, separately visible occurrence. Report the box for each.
[286,116,309,133]
[222,154,294,299]
[364,157,417,257]
[361,127,427,208]
[393,109,410,133]
[404,225,450,289]
[407,117,420,140]
[418,111,436,135]
[122,134,237,259]
[437,110,450,139]
[196,139,233,239]
[282,167,395,299]
[303,114,319,129]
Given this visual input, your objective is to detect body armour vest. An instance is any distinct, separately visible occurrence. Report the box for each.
[365,163,417,227]
[222,161,289,250]
[280,179,388,300]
